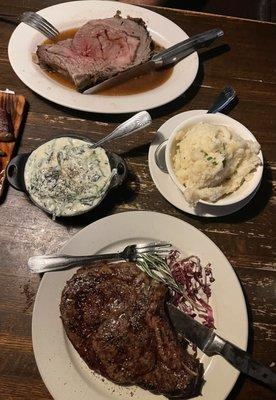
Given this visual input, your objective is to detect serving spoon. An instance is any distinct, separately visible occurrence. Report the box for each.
[155,86,236,173]
[92,111,152,148]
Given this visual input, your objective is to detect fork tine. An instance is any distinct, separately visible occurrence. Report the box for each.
[136,242,172,250]
[21,12,59,38]
[136,248,172,255]
[24,15,57,38]
[35,13,59,35]
[30,12,59,35]
[21,17,55,39]
[137,250,171,256]
[136,248,172,254]
[23,11,59,34]
[138,246,171,252]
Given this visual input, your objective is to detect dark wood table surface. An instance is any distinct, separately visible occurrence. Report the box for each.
[0,1,275,399]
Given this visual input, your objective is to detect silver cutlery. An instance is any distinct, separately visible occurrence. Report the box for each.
[83,28,224,94]
[92,111,152,148]
[155,86,236,173]
[207,85,237,114]
[20,11,59,39]
[28,242,172,273]
[167,303,276,392]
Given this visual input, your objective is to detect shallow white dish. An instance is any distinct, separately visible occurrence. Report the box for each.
[32,211,248,400]
[165,113,263,206]
[149,110,262,217]
[8,0,199,114]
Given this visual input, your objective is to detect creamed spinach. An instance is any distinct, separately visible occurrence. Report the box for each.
[24,137,113,217]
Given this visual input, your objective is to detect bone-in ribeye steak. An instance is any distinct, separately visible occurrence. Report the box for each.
[36,13,153,91]
[60,261,203,398]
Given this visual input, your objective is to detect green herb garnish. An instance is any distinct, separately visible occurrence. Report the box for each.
[136,253,214,317]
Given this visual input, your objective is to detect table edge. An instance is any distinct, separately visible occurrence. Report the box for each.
[146,5,276,27]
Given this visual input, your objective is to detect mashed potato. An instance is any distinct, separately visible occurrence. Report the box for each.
[173,122,261,204]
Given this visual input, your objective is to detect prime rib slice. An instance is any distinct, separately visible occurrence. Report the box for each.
[36,13,153,91]
[60,261,203,398]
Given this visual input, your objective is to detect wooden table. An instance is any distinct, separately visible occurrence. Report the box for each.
[0,1,275,399]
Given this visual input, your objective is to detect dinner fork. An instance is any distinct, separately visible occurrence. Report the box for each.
[28,242,172,273]
[20,11,59,39]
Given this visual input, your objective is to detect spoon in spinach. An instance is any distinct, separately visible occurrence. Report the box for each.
[92,111,152,149]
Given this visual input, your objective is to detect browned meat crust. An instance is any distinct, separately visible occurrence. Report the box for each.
[60,261,203,398]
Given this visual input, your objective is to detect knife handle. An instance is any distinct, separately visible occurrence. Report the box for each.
[221,341,276,392]
[153,28,223,67]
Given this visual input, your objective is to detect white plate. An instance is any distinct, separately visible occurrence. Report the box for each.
[8,0,199,114]
[32,211,248,400]
[148,110,261,217]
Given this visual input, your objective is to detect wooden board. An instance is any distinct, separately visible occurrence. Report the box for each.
[0,92,26,199]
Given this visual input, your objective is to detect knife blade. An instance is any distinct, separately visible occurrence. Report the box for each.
[83,28,223,94]
[167,303,276,392]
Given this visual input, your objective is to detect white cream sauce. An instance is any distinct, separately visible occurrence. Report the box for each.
[24,137,112,217]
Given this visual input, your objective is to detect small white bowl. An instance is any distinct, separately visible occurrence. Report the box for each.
[165,113,263,206]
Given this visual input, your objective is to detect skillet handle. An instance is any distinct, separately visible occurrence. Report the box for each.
[6,153,29,191]
[108,152,127,189]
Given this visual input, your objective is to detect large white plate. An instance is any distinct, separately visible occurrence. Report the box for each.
[32,211,248,400]
[8,0,199,114]
[148,110,262,217]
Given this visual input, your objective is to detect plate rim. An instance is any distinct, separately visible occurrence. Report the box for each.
[32,210,248,400]
[8,0,199,114]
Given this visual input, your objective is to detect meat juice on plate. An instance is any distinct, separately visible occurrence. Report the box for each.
[41,28,173,95]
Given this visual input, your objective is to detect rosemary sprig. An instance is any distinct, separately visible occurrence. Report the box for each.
[136,253,206,313]
[137,253,180,292]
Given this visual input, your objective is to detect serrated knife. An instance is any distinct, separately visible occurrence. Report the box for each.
[83,28,223,94]
[167,303,276,392]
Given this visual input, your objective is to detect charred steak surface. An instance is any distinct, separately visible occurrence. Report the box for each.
[60,262,203,398]
[36,13,153,91]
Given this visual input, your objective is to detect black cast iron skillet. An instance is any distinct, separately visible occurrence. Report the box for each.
[6,135,127,217]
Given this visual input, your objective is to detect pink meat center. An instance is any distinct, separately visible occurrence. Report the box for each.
[72,25,139,67]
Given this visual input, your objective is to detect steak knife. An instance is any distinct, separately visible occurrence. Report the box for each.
[83,28,223,94]
[167,303,276,392]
